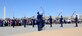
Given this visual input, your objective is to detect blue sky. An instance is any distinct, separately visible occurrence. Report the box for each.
[0,0,82,18]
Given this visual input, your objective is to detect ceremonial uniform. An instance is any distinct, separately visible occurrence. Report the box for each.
[75,15,78,27]
[60,16,63,27]
[12,19,15,28]
[37,12,43,31]
[48,16,52,27]
[31,19,35,27]
[23,19,27,28]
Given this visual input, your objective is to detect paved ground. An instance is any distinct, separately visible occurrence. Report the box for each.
[10,26,82,36]
[0,23,82,36]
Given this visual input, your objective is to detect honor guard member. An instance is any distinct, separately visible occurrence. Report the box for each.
[75,15,78,27]
[23,17,27,28]
[12,17,15,28]
[37,12,43,31]
[31,16,36,27]
[60,15,63,27]
[48,16,53,27]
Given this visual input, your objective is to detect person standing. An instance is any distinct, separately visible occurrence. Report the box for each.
[37,12,43,31]
[48,16,53,27]
[23,17,27,28]
[12,17,15,28]
[75,15,78,27]
[31,16,35,27]
[60,15,63,27]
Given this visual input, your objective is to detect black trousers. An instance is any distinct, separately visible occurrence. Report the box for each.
[75,22,78,27]
[60,22,63,27]
[38,23,42,31]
